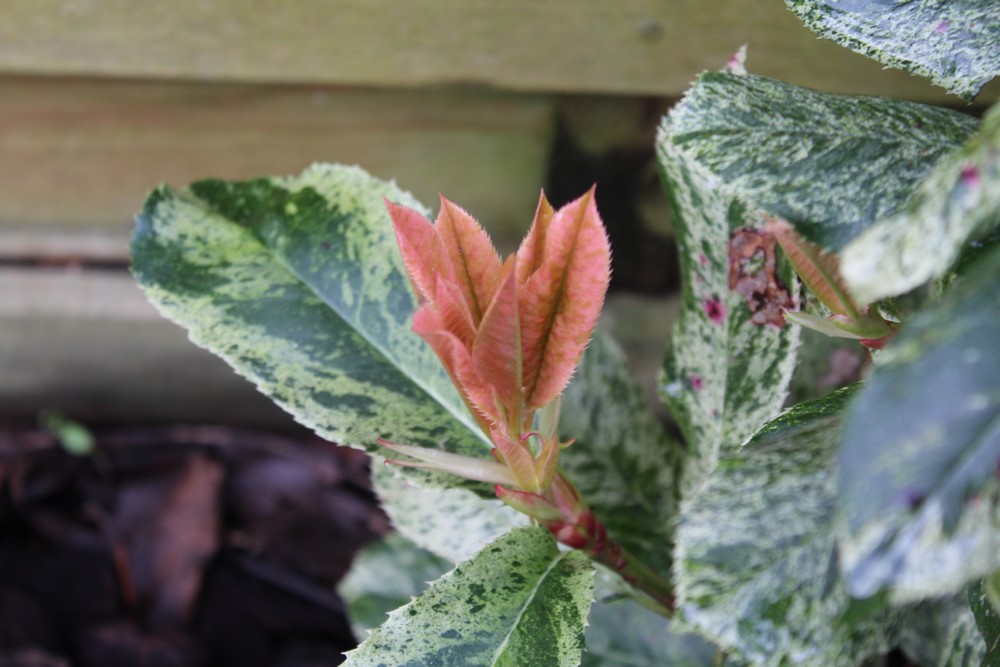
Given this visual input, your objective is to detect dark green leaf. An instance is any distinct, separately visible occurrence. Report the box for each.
[843,101,1000,304]
[657,102,800,491]
[560,331,682,578]
[132,165,491,490]
[343,526,594,667]
[970,577,1000,662]
[785,0,1000,99]
[675,386,900,666]
[839,245,1000,602]
[662,71,976,251]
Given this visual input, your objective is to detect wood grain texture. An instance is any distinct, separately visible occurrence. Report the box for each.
[0,75,553,249]
[1,0,995,101]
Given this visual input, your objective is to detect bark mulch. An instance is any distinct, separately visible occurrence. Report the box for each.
[0,423,388,667]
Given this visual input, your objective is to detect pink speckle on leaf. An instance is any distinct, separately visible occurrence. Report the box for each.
[699,254,708,266]
[689,374,704,391]
[703,297,725,324]
[935,19,949,33]
[961,165,980,187]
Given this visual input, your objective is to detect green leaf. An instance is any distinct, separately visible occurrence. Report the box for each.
[661,70,976,251]
[838,245,1000,602]
[785,0,1000,100]
[343,526,594,667]
[371,463,529,564]
[560,331,682,577]
[843,101,1000,305]
[657,101,800,491]
[971,577,1000,661]
[131,164,491,490]
[674,386,900,666]
[339,532,452,637]
[582,569,717,667]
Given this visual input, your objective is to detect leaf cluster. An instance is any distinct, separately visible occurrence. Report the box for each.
[130,2,1000,665]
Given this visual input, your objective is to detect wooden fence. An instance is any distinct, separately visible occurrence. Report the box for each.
[1,1,994,424]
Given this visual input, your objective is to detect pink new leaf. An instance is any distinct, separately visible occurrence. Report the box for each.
[435,197,503,325]
[517,187,611,410]
[385,200,451,303]
[472,257,523,430]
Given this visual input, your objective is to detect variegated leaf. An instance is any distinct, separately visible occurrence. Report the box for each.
[842,101,1000,305]
[838,245,1000,602]
[132,164,491,490]
[560,330,682,579]
[901,595,987,667]
[674,386,900,666]
[661,70,976,252]
[785,0,1000,100]
[657,107,800,491]
[372,463,528,564]
[338,532,452,637]
[343,526,594,667]
[582,569,716,667]
[970,577,1000,662]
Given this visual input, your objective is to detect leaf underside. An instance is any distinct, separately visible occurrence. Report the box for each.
[675,386,900,666]
[131,164,491,491]
[661,70,977,252]
[785,0,1000,100]
[343,526,594,667]
[838,245,1000,602]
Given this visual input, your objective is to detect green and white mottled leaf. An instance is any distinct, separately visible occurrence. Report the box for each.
[132,164,491,490]
[675,386,900,666]
[343,526,594,667]
[970,577,1000,662]
[662,70,976,252]
[657,105,800,491]
[838,245,1000,602]
[583,569,717,667]
[901,595,986,667]
[843,101,1000,304]
[339,532,452,637]
[560,331,681,577]
[785,0,1000,100]
[372,463,528,564]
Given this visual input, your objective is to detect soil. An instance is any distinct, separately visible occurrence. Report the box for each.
[0,422,388,667]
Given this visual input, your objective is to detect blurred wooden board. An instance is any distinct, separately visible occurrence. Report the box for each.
[0,266,678,424]
[0,75,554,254]
[0,267,293,424]
[1,0,995,102]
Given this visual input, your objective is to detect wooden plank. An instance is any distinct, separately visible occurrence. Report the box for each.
[0,266,678,425]
[0,75,554,254]
[0,267,295,424]
[1,1,995,102]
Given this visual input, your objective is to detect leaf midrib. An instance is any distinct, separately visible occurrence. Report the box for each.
[196,186,489,448]
[489,550,570,666]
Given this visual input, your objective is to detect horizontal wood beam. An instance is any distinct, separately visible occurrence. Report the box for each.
[1,1,994,102]
[0,76,554,253]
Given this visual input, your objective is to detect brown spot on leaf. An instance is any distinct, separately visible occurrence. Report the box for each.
[728,227,794,327]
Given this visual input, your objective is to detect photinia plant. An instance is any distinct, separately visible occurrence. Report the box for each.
[131,2,999,665]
